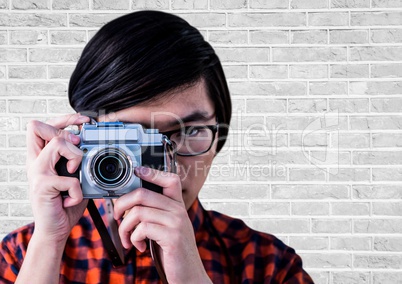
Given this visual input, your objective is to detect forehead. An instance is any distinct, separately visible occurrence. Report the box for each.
[101,80,215,130]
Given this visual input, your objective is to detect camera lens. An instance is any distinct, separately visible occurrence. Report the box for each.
[91,148,132,189]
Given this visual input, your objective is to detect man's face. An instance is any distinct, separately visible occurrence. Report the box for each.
[99,80,217,209]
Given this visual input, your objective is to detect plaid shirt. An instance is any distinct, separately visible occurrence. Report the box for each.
[0,198,314,283]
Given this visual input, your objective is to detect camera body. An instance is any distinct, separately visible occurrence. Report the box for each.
[56,121,166,198]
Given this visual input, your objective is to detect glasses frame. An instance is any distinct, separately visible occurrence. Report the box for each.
[161,123,219,156]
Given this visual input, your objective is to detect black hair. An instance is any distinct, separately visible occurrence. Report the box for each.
[68,10,231,153]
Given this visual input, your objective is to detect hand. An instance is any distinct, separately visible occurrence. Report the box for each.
[113,167,211,283]
[26,113,90,244]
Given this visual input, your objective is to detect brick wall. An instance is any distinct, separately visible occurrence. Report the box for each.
[1,1,402,283]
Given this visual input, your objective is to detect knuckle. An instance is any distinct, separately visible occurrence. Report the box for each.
[26,120,41,132]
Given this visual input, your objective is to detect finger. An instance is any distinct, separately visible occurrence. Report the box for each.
[26,120,81,167]
[130,222,172,252]
[118,205,172,248]
[46,113,90,129]
[36,136,83,175]
[134,166,183,202]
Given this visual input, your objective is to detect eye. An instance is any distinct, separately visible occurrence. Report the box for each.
[185,127,200,137]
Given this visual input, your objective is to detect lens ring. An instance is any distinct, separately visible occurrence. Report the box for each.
[90,147,132,190]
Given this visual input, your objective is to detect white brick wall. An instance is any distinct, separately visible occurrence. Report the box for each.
[0,1,401,283]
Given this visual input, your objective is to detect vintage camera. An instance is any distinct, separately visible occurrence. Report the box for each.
[56,121,170,198]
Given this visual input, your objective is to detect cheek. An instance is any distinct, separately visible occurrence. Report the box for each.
[176,155,215,186]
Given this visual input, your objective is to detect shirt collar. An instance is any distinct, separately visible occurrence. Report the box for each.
[187,198,205,233]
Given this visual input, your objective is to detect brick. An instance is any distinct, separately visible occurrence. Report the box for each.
[0,185,27,199]
[209,202,248,217]
[331,202,370,215]
[48,65,75,79]
[301,252,351,268]
[331,236,372,250]
[330,64,369,78]
[289,168,326,181]
[222,65,247,80]
[0,49,27,63]
[373,202,402,216]
[272,184,350,199]
[199,184,270,200]
[373,168,402,181]
[266,115,348,130]
[12,0,49,9]
[307,272,329,283]
[354,254,402,269]
[9,65,47,79]
[350,46,402,61]
[177,13,226,28]
[0,0,7,8]
[8,134,26,147]
[0,203,7,217]
[10,30,47,45]
[330,29,368,44]
[249,65,288,79]
[230,115,264,130]
[372,0,402,7]
[230,150,309,165]
[0,13,66,27]
[0,31,6,45]
[29,48,82,63]
[48,99,74,113]
[309,12,349,26]
[52,0,88,9]
[246,99,287,113]
[215,47,269,63]
[310,81,348,96]
[50,31,86,45]
[329,168,370,182]
[9,168,27,182]
[93,0,129,9]
[228,131,288,148]
[371,98,402,113]
[354,151,402,165]
[292,202,329,215]
[351,12,402,26]
[10,203,32,217]
[355,219,402,233]
[290,64,328,79]
[0,135,6,147]
[273,47,347,62]
[0,169,6,181]
[289,236,329,250]
[208,30,247,45]
[374,237,402,251]
[335,133,370,148]
[291,30,327,44]
[350,81,402,95]
[329,98,368,113]
[210,0,246,9]
[0,66,4,78]
[250,30,289,45]
[373,272,402,284]
[353,185,402,199]
[331,0,370,8]
[288,99,327,113]
[291,0,328,8]
[9,99,46,113]
[0,117,20,131]
[373,133,402,147]
[371,29,402,43]
[247,218,310,234]
[228,13,306,28]
[332,272,370,284]
[290,132,328,147]
[170,0,206,9]
[350,116,402,130]
[229,81,307,97]
[249,0,289,9]
[0,82,66,96]
[0,220,32,234]
[69,13,125,27]
[312,218,351,233]
[0,150,26,165]
[251,202,290,216]
[371,63,402,78]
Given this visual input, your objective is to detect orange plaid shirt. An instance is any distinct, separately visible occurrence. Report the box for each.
[0,199,314,283]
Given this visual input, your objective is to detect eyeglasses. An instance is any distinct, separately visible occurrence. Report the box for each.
[162,123,219,156]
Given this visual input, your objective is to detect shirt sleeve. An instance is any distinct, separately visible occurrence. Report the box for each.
[273,247,315,284]
[0,237,21,284]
